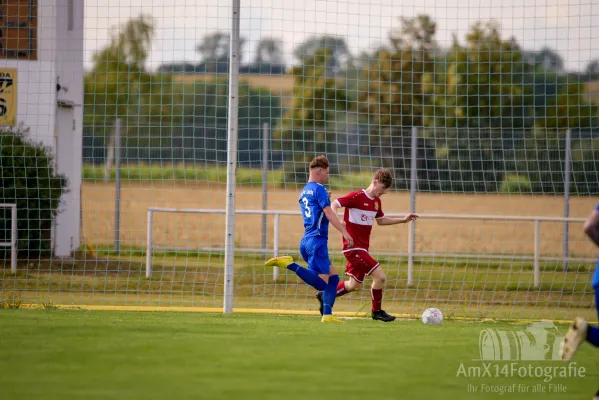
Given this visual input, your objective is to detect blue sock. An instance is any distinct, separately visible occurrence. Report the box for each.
[587,289,599,347]
[322,274,340,316]
[287,263,327,292]
[587,326,599,347]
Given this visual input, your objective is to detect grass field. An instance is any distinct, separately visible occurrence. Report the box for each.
[2,248,597,321]
[0,310,597,400]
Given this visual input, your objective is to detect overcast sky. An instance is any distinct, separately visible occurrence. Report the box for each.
[83,0,599,72]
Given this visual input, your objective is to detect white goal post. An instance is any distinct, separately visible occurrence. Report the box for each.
[0,203,17,274]
[145,207,592,309]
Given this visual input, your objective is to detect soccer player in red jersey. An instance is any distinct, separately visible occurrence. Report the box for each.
[317,169,418,322]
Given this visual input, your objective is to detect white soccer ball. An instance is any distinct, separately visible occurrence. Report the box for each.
[421,308,443,325]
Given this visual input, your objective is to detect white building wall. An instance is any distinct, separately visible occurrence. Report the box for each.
[0,0,84,257]
[0,1,57,148]
[54,0,84,256]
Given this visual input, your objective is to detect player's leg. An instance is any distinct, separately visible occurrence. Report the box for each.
[316,243,342,322]
[341,276,363,294]
[265,238,327,291]
[562,287,599,360]
[316,275,361,315]
[316,251,365,315]
[369,266,395,322]
[346,251,394,322]
[592,290,599,400]
[340,251,367,296]
[337,255,363,297]
[586,288,599,346]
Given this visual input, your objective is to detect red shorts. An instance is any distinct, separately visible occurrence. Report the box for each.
[342,249,380,283]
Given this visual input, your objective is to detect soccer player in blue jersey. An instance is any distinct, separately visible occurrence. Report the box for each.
[265,155,354,323]
[561,203,599,399]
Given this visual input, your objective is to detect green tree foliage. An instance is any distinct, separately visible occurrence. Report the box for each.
[197,32,246,72]
[254,38,284,65]
[356,16,438,185]
[431,22,533,129]
[532,46,565,73]
[293,35,350,75]
[84,15,176,126]
[179,78,281,126]
[571,138,599,194]
[360,15,437,128]
[274,48,348,183]
[0,127,67,257]
[275,48,349,153]
[585,60,599,79]
[535,82,597,130]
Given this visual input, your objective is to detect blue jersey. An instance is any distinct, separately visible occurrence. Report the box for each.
[299,182,331,239]
[593,203,599,288]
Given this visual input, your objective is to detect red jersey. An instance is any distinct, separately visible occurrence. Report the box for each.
[335,190,384,251]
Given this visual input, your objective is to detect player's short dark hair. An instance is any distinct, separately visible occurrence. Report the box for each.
[309,155,330,170]
[374,169,393,188]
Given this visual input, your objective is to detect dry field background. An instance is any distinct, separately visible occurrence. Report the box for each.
[3,180,595,320]
[173,73,599,111]
[82,181,599,260]
[173,73,294,94]
[173,73,295,107]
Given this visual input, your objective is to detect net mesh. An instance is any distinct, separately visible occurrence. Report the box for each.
[1,0,598,321]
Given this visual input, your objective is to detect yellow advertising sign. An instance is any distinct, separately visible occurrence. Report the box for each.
[0,68,17,126]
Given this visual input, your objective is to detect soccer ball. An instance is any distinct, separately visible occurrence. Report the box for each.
[421,308,443,325]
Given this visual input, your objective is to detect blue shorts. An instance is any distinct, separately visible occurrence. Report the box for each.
[593,260,599,289]
[300,236,331,275]
[592,261,598,320]
[595,289,599,320]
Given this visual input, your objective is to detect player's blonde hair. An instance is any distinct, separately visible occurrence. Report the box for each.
[374,169,393,188]
[309,155,330,170]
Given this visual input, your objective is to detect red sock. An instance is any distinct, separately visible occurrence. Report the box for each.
[371,288,383,312]
[336,281,349,297]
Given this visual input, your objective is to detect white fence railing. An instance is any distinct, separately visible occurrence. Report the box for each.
[145,208,594,290]
[0,203,17,274]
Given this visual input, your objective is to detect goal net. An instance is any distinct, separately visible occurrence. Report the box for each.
[2,0,599,322]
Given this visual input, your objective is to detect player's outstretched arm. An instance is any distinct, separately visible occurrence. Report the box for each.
[583,209,599,247]
[323,206,354,248]
[331,199,344,223]
[376,213,419,226]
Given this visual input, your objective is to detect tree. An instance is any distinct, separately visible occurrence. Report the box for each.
[356,15,438,186]
[571,138,599,195]
[418,21,538,192]
[254,37,284,65]
[84,14,174,126]
[197,32,246,72]
[293,35,349,75]
[360,15,437,129]
[83,15,177,179]
[585,59,599,79]
[84,15,153,122]
[535,82,597,130]
[0,127,67,257]
[179,78,282,126]
[389,14,437,53]
[431,21,534,129]
[351,47,387,70]
[532,46,565,73]
[274,48,349,183]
